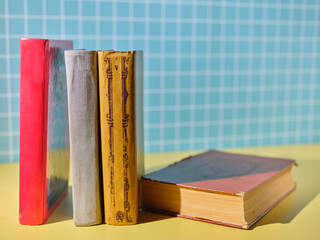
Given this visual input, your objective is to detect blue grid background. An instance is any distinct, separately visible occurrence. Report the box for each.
[1,0,320,163]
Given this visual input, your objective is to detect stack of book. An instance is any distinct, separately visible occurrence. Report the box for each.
[19,38,296,229]
[65,50,144,226]
[19,39,144,226]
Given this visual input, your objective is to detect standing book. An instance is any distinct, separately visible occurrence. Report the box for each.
[19,38,73,225]
[65,50,103,226]
[98,51,144,225]
[140,150,297,229]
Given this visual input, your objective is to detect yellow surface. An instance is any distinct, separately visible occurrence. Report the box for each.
[1,144,320,240]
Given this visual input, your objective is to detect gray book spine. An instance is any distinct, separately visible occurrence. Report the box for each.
[65,50,102,226]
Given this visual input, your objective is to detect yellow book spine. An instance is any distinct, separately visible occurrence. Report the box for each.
[98,51,138,225]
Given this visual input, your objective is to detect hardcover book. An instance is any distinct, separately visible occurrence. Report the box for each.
[140,150,296,229]
[98,51,144,225]
[19,38,73,225]
[65,50,103,226]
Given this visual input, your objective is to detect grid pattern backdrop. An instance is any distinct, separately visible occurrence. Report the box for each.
[1,0,320,163]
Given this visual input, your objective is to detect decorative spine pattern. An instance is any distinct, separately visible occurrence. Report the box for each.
[105,58,115,208]
[99,51,138,225]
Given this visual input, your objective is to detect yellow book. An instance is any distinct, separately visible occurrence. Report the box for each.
[98,51,144,225]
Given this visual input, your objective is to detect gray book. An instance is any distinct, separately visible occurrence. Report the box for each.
[65,50,103,226]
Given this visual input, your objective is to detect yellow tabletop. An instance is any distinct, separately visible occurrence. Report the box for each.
[1,144,320,240]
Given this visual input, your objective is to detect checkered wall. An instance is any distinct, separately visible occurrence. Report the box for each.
[1,0,320,162]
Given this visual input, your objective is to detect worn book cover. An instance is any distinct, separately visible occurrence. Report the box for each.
[20,38,73,225]
[65,50,103,226]
[98,51,143,225]
[140,150,296,229]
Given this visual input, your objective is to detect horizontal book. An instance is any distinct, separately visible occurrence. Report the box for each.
[140,150,296,229]
[20,38,73,225]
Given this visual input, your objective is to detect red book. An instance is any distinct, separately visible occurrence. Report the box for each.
[140,150,296,229]
[19,38,73,225]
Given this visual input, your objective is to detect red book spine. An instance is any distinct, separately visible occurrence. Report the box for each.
[19,38,49,225]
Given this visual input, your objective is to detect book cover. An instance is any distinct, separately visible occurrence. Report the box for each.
[98,51,143,225]
[140,150,296,229]
[65,50,103,226]
[19,38,73,225]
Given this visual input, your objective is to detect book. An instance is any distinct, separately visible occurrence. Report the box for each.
[19,38,73,225]
[65,50,103,226]
[98,51,144,225]
[140,150,296,229]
